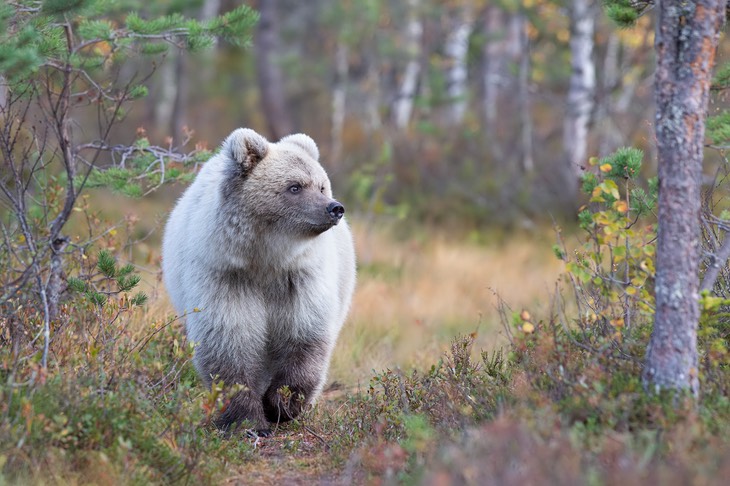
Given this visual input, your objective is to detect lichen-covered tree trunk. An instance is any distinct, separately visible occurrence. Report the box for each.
[643,0,725,396]
[563,0,596,203]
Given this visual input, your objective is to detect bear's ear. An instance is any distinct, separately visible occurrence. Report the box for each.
[224,128,269,176]
[279,133,319,160]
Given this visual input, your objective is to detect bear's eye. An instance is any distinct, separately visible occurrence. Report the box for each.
[320,186,325,194]
[288,183,302,194]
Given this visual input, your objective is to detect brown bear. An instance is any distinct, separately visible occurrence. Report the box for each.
[162,128,356,436]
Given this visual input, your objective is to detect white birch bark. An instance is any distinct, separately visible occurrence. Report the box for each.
[444,2,474,125]
[392,0,423,130]
[154,55,177,135]
[598,33,624,157]
[563,0,596,198]
[517,15,533,173]
[482,6,506,129]
[331,41,348,163]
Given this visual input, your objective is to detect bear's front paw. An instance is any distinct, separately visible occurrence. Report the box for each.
[254,428,273,438]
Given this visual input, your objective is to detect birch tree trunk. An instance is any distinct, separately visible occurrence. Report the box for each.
[255,0,293,139]
[517,15,533,174]
[563,0,596,202]
[482,5,506,132]
[597,33,624,157]
[443,2,474,126]
[153,54,177,137]
[391,0,423,130]
[482,7,525,162]
[643,0,725,396]
[330,41,348,163]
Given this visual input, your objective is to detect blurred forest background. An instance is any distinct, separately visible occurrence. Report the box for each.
[99,0,687,222]
[2,0,730,484]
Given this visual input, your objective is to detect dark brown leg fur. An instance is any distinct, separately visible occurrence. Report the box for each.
[261,338,329,424]
[214,388,271,436]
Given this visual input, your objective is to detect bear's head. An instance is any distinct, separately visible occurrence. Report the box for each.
[221,128,345,238]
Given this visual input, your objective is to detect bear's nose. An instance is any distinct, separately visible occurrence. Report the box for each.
[327,201,345,221]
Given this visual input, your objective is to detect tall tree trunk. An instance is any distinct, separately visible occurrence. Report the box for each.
[597,33,624,157]
[482,5,505,133]
[255,0,293,140]
[171,50,189,145]
[391,0,422,130]
[330,41,348,163]
[443,2,474,126]
[563,0,596,202]
[0,76,7,110]
[153,54,177,138]
[201,0,221,23]
[481,7,524,162]
[364,56,383,134]
[517,15,533,174]
[643,0,725,396]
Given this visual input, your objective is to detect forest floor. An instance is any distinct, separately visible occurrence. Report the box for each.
[2,220,729,485]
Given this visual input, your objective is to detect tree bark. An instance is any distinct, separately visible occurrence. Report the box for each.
[563,0,596,202]
[443,1,474,126]
[482,5,506,132]
[171,50,189,145]
[330,41,348,163]
[255,0,293,140]
[391,0,422,130]
[517,15,533,174]
[597,33,624,157]
[643,0,725,396]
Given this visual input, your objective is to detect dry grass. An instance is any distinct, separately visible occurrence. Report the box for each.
[330,220,563,384]
[79,190,564,385]
[129,201,564,386]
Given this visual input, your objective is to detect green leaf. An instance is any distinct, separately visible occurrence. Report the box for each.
[97,250,116,278]
[131,292,148,307]
[604,0,640,27]
[42,0,92,16]
[117,274,141,292]
[67,277,87,293]
[601,147,643,180]
[78,20,113,40]
[89,291,107,307]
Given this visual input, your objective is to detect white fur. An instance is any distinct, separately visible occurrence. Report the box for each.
[162,129,356,412]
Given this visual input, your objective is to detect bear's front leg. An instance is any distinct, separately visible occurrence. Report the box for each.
[195,338,273,436]
[215,388,272,436]
[262,337,330,424]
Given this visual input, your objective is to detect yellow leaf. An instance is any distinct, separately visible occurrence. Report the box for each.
[522,322,535,333]
[520,310,531,321]
[110,229,117,236]
[613,201,628,213]
[600,163,612,173]
[588,156,599,166]
[611,318,625,328]
[625,286,638,296]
